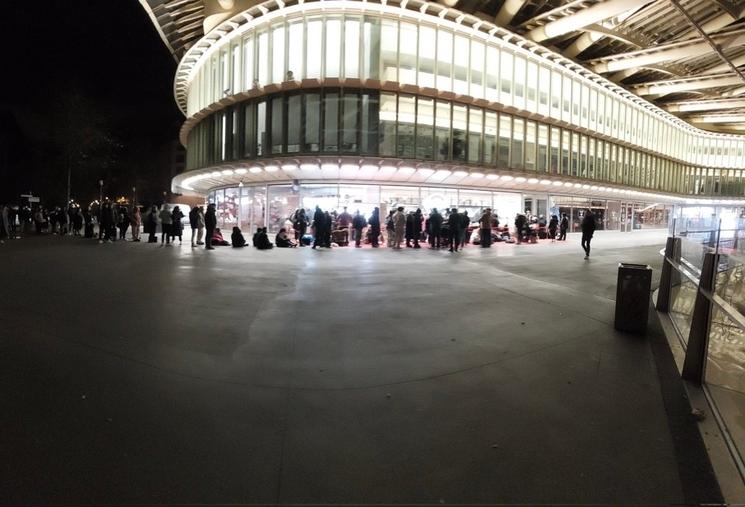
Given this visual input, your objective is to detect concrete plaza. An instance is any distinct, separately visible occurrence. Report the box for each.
[0,230,721,504]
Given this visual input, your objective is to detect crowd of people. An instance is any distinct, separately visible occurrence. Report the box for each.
[0,200,597,258]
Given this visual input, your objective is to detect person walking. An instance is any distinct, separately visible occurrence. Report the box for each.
[159,204,173,245]
[323,211,333,247]
[368,207,381,247]
[429,208,443,249]
[205,203,217,250]
[479,208,493,248]
[559,213,569,241]
[352,210,366,248]
[131,206,142,242]
[580,209,596,259]
[146,205,159,243]
[548,214,558,242]
[448,208,461,252]
[393,206,406,249]
[189,206,199,247]
[171,206,184,244]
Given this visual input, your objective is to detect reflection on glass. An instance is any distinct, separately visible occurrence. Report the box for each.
[416,97,434,160]
[397,95,416,158]
[435,100,450,161]
[452,104,467,162]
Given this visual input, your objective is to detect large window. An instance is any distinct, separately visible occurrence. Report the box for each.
[185,88,745,197]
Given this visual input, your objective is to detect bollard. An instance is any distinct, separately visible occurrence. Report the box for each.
[615,263,653,334]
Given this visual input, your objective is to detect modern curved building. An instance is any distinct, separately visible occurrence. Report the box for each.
[141,0,745,233]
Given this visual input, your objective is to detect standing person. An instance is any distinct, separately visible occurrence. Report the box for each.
[171,206,184,244]
[83,207,94,238]
[100,203,115,243]
[429,208,443,249]
[448,208,461,252]
[393,206,406,249]
[205,203,217,250]
[337,206,352,245]
[312,206,325,249]
[548,214,559,242]
[0,205,9,243]
[131,206,142,242]
[352,210,366,248]
[559,213,569,241]
[196,206,206,245]
[514,213,527,244]
[368,207,381,248]
[292,208,308,245]
[159,204,172,245]
[59,206,69,236]
[459,210,470,248]
[386,210,396,247]
[118,207,130,240]
[146,205,159,243]
[412,208,423,249]
[72,207,83,236]
[189,206,199,247]
[581,209,596,259]
[405,212,414,248]
[323,211,333,247]
[479,208,493,248]
[34,207,44,235]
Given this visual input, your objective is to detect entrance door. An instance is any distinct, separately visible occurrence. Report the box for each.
[620,202,634,232]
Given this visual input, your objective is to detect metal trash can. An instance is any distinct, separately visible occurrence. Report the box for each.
[614,263,652,334]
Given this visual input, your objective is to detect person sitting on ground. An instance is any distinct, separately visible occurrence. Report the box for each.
[211,227,230,246]
[275,228,296,248]
[231,226,247,247]
[254,227,274,250]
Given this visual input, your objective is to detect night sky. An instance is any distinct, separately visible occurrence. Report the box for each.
[0,0,183,205]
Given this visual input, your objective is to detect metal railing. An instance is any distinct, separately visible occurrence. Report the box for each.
[657,217,745,483]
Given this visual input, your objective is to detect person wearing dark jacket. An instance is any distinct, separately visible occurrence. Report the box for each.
[448,208,461,252]
[275,228,296,247]
[459,211,470,247]
[429,209,443,249]
[205,203,217,250]
[405,212,414,248]
[412,208,423,248]
[171,206,184,244]
[255,227,274,249]
[322,211,333,247]
[146,205,159,243]
[514,213,527,244]
[548,215,559,242]
[189,207,199,247]
[118,207,130,240]
[479,208,493,248]
[368,207,381,247]
[559,213,569,241]
[352,211,367,248]
[312,206,325,249]
[580,209,596,259]
[231,226,247,247]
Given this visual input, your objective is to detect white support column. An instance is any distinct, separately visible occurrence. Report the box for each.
[495,0,527,27]
[526,0,652,42]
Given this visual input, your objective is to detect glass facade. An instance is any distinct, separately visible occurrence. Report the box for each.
[182,8,745,182]
[186,89,745,197]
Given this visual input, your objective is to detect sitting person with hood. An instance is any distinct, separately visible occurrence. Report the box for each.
[275,228,296,248]
[211,227,230,246]
[254,227,274,249]
[231,226,247,247]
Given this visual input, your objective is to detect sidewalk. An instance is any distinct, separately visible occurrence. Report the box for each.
[0,231,722,504]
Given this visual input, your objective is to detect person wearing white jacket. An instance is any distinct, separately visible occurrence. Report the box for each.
[159,204,173,245]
